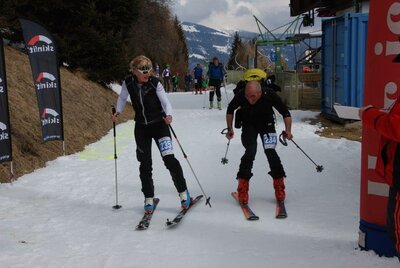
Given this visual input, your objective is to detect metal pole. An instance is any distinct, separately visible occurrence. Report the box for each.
[9,161,14,184]
[168,124,212,207]
[112,107,122,210]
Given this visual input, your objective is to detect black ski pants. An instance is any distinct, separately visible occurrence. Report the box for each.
[237,124,286,181]
[134,121,187,198]
[163,77,171,92]
[209,78,222,102]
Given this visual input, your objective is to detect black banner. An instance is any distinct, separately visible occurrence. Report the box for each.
[0,33,12,163]
[20,19,64,142]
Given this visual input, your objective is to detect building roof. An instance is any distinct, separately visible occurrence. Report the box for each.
[290,0,366,17]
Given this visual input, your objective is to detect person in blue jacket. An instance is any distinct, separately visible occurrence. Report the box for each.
[207,57,225,109]
[193,63,203,94]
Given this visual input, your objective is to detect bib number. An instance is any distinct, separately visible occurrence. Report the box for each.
[158,137,174,156]
[263,133,277,149]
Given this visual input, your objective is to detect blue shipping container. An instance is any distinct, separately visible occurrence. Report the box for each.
[321,13,368,116]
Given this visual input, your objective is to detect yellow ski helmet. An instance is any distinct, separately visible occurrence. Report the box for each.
[243,68,267,81]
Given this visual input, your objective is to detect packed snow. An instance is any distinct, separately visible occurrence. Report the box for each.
[213,44,230,54]
[0,85,398,267]
[181,24,200,33]
[211,30,231,37]
[189,53,206,60]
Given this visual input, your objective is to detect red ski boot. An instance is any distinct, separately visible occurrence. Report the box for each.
[273,177,286,202]
[237,178,249,204]
[273,177,287,218]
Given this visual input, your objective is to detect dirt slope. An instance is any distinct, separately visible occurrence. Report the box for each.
[0,46,133,182]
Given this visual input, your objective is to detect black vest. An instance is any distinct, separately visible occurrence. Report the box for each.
[124,75,164,125]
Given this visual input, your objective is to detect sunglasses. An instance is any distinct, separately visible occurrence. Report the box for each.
[136,65,152,74]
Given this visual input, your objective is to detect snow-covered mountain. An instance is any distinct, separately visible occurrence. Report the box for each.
[182,21,257,69]
[182,21,321,71]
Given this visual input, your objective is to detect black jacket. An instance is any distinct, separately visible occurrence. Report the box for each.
[124,75,164,125]
[227,88,290,132]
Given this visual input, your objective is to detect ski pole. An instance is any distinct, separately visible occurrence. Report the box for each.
[168,124,212,208]
[112,106,122,209]
[279,131,324,173]
[202,85,207,109]
[220,128,230,165]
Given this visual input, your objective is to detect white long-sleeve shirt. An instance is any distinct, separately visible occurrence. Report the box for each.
[116,80,172,116]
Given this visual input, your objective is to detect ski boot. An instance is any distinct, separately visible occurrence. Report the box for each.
[273,177,286,202]
[237,178,249,204]
[179,190,191,209]
[217,101,222,110]
[144,197,154,214]
[209,101,214,109]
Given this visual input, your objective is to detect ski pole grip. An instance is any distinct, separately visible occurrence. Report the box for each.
[221,128,229,134]
[279,131,288,146]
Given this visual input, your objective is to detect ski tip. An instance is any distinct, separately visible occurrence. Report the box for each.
[135,225,147,230]
[165,219,176,227]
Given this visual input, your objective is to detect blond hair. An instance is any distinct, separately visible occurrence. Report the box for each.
[129,55,153,73]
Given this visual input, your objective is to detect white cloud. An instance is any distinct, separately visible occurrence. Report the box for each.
[172,0,320,33]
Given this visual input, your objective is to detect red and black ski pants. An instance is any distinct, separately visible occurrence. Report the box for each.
[237,124,286,181]
[387,187,400,259]
[134,121,187,198]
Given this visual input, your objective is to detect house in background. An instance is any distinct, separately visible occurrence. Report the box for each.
[290,0,399,259]
[292,0,370,118]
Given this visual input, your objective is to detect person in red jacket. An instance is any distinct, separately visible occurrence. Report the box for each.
[360,96,400,260]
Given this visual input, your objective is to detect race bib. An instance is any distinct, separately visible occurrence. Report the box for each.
[158,137,174,156]
[262,133,277,149]
[194,79,198,83]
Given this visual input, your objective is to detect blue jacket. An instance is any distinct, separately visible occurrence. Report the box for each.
[207,63,224,80]
[193,66,203,77]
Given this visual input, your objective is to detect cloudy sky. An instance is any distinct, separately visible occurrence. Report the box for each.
[171,0,321,33]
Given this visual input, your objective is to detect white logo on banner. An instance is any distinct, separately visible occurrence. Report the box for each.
[0,77,3,93]
[35,72,57,90]
[41,108,60,126]
[0,121,9,141]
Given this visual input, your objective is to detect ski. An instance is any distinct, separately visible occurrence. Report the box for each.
[135,198,160,230]
[165,195,203,228]
[231,192,259,221]
[275,200,287,219]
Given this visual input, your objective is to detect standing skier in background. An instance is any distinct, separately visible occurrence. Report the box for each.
[360,97,400,260]
[184,71,192,92]
[225,80,292,216]
[172,72,179,92]
[112,55,191,213]
[193,63,203,95]
[162,64,171,93]
[207,57,225,110]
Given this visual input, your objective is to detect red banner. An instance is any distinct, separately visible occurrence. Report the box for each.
[362,0,400,226]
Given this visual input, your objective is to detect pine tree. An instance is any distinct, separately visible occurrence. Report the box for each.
[0,0,189,83]
[228,32,243,70]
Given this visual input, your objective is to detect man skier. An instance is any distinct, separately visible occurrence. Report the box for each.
[193,63,203,95]
[207,57,225,109]
[112,55,191,213]
[225,79,292,213]
[162,64,171,93]
[361,97,400,260]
